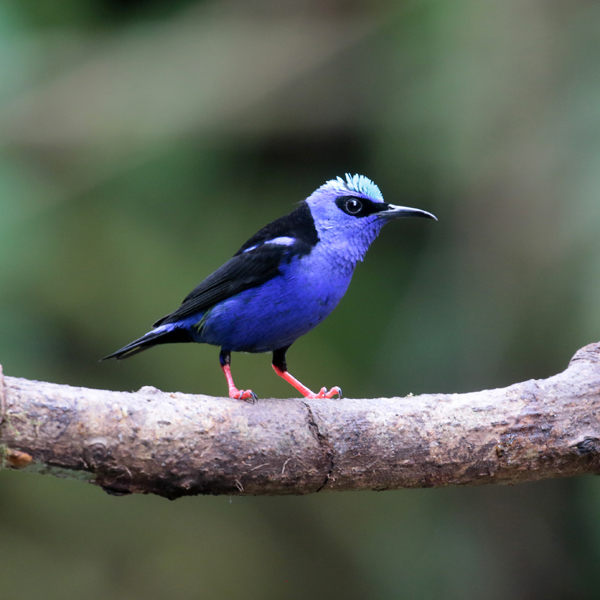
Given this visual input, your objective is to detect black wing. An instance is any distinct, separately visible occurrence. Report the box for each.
[236,200,319,253]
[153,203,319,327]
[154,244,292,326]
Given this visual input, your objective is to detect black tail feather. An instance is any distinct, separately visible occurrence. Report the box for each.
[101,328,193,361]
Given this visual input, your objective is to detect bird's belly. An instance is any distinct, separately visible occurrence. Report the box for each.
[195,267,352,353]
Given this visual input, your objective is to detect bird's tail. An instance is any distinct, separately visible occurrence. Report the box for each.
[101,327,193,361]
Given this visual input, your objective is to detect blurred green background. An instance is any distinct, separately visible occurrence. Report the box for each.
[1,0,600,598]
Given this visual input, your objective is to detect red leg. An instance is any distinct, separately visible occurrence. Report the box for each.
[220,351,256,402]
[272,365,342,399]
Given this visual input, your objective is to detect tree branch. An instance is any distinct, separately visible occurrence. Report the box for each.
[1,343,600,499]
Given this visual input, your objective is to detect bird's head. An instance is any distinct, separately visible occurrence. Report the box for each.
[305,174,436,263]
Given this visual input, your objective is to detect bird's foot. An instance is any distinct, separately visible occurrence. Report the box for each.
[229,388,258,404]
[309,386,343,399]
[271,364,342,399]
[221,361,257,403]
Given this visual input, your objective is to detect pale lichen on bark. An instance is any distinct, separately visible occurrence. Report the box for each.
[1,342,600,498]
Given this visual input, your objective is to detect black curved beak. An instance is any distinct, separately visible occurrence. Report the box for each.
[380,204,437,221]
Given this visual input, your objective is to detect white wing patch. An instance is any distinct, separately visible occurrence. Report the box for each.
[243,236,297,253]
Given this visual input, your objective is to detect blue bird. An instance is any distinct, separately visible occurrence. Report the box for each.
[103,174,436,401]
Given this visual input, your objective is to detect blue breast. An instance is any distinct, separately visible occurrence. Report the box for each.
[183,251,353,353]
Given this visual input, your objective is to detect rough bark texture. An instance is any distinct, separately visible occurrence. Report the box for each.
[1,343,600,499]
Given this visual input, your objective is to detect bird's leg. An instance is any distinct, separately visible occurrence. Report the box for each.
[219,350,257,403]
[272,347,342,399]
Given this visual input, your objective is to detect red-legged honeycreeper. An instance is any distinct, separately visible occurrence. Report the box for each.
[103,174,437,402]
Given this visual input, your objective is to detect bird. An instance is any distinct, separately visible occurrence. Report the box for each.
[103,174,436,401]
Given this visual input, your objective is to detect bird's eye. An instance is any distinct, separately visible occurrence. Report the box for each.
[345,198,363,215]
[335,195,370,217]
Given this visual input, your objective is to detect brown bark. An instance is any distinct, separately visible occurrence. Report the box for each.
[1,343,600,499]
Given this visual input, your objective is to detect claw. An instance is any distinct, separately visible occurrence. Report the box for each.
[325,386,342,399]
[311,386,342,399]
[235,389,257,404]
